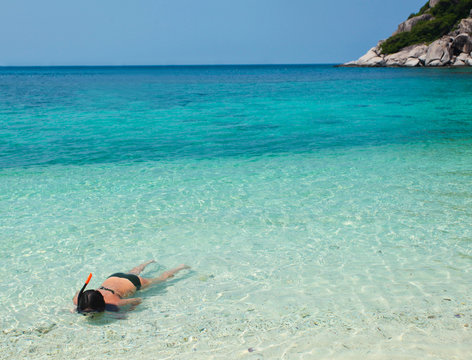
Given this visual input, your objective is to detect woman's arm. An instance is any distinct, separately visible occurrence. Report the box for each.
[72,291,79,305]
[117,297,142,308]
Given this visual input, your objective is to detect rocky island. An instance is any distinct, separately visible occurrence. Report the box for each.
[344,0,472,67]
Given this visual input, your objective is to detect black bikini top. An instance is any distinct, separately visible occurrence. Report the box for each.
[99,286,116,295]
[99,287,121,312]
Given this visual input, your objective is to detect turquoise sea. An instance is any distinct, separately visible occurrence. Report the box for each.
[1,65,471,359]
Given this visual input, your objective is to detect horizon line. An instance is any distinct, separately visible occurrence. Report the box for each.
[0,63,341,69]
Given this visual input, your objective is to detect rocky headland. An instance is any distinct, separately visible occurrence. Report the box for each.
[344,0,472,67]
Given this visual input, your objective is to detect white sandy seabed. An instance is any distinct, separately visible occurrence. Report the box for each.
[1,143,471,359]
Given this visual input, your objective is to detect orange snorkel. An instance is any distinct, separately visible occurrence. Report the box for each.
[77,273,92,311]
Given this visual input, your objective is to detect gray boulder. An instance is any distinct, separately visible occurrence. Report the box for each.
[441,50,451,64]
[457,52,470,61]
[357,47,379,59]
[451,34,472,55]
[425,38,452,65]
[383,44,427,67]
[452,59,466,66]
[428,59,442,66]
[418,52,427,63]
[429,0,441,8]
[393,14,433,36]
[458,18,472,35]
[408,44,428,58]
[457,52,472,65]
[367,57,386,66]
[404,58,421,67]
[384,48,410,66]
[385,58,401,66]
[355,47,385,66]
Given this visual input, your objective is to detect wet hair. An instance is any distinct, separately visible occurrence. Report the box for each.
[77,290,106,313]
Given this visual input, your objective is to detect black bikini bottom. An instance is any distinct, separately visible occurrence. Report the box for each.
[108,272,141,290]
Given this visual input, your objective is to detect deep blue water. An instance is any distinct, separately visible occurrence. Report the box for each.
[1,65,472,168]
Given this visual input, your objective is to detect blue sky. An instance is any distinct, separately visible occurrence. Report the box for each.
[1,0,426,66]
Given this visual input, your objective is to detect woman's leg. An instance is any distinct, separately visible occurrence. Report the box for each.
[128,260,156,275]
[140,264,190,289]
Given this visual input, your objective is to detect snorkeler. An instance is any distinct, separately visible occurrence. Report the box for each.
[73,261,190,313]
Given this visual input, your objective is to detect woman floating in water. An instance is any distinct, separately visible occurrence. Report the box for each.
[73,261,190,313]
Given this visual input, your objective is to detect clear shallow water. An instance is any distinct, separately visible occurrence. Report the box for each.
[0,66,471,359]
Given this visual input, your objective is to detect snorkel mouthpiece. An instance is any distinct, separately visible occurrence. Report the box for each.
[77,273,92,312]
